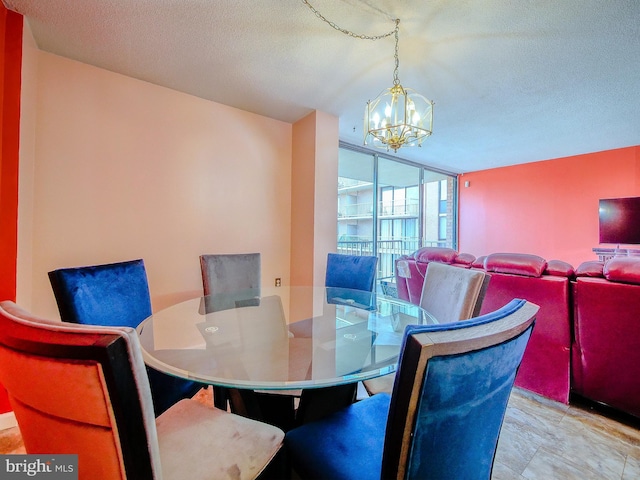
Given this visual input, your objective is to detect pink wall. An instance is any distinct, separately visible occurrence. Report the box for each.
[459,146,640,267]
[27,51,295,318]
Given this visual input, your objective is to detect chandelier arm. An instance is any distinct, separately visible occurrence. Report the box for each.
[302,0,397,41]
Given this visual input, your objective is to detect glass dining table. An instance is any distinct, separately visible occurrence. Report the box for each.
[137,286,436,428]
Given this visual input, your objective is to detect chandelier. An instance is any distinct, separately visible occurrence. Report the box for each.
[364,20,434,152]
[302,1,434,153]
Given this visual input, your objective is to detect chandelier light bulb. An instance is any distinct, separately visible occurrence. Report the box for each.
[372,112,380,128]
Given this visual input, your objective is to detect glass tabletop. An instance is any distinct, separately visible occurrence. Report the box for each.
[137,286,437,390]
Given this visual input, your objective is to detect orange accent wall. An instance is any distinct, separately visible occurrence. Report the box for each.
[459,146,640,267]
[0,5,23,414]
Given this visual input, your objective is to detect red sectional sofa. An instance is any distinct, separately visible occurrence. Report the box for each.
[475,253,574,404]
[395,248,574,404]
[571,257,640,419]
[395,247,640,419]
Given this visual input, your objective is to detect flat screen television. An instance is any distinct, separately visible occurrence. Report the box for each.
[599,197,640,245]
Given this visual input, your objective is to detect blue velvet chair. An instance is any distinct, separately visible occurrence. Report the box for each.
[288,253,379,426]
[48,259,203,416]
[325,253,378,291]
[285,299,538,480]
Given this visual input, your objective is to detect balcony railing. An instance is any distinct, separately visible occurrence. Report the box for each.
[338,199,420,219]
[378,200,419,217]
[336,238,450,295]
[338,202,373,219]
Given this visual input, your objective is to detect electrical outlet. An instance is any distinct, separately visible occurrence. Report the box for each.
[275,278,281,287]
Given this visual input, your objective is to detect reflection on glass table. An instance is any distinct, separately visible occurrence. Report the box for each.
[137,286,436,391]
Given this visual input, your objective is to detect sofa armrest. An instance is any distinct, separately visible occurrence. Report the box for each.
[396,259,411,278]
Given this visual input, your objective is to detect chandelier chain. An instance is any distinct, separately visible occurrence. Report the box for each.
[393,19,400,86]
[301,0,433,152]
[301,0,397,41]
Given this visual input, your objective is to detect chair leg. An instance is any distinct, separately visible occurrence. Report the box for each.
[257,445,290,480]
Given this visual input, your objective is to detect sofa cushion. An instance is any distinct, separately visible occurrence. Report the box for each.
[575,261,605,278]
[604,257,640,285]
[414,247,457,264]
[454,252,476,267]
[472,256,487,269]
[544,260,575,278]
[484,253,547,278]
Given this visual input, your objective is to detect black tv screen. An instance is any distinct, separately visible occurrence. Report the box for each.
[599,197,640,245]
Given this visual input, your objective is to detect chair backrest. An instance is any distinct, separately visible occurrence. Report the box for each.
[419,261,490,324]
[325,253,378,291]
[49,258,202,416]
[0,301,160,480]
[382,299,538,480]
[48,259,152,327]
[200,253,261,295]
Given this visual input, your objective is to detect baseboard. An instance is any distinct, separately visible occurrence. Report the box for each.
[569,392,640,430]
[0,411,17,430]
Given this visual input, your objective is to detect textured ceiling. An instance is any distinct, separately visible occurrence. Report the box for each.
[4,0,640,173]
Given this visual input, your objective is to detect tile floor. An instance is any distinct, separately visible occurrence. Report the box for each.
[1,387,639,479]
[493,390,640,479]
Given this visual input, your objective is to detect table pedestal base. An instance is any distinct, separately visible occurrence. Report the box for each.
[213,384,358,432]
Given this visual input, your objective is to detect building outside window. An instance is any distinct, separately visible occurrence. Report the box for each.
[337,144,457,295]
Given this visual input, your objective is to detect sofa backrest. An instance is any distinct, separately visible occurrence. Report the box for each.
[482,253,575,279]
[575,256,640,284]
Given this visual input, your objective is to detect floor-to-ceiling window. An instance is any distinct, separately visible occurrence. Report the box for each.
[377,157,422,289]
[337,143,457,295]
[337,149,374,256]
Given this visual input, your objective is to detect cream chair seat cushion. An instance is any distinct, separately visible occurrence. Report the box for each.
[157,399,283,480]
